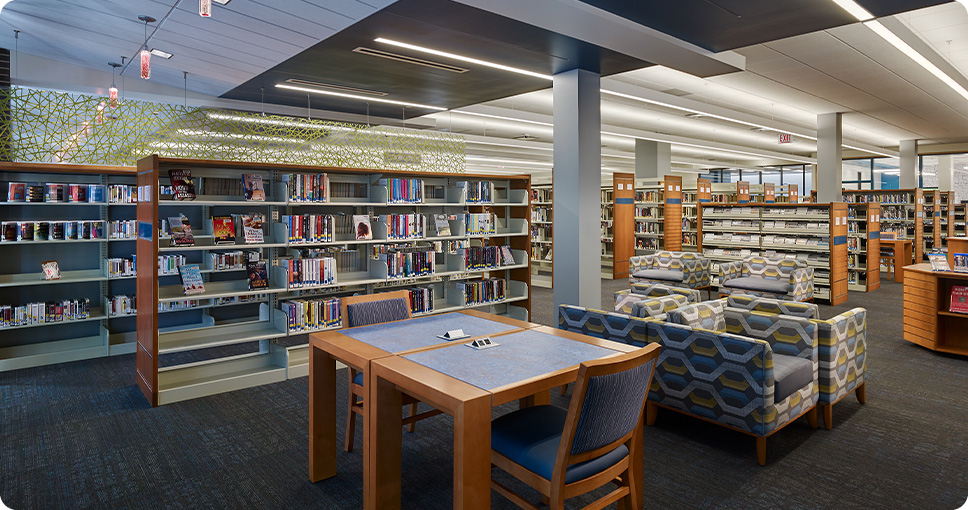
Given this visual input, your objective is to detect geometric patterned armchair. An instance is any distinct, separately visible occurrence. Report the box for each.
[611,292,690,320]
[630,251,710,289]
[558,305,654,348]
[723,295,867,429]
[719,256,814,302]
[654,300,820,465]
[613,283,701,315]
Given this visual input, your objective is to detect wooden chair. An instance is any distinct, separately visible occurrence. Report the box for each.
[879,246,896,281]
[341,290,441,452]
[490,344,661,510]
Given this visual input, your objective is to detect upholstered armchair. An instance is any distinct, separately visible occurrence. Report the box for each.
[723,295,867,429]
[613,283,701,316]
[558,304,657,348]
[719,256,814,302]
[629,251,710,289]
[653,300,819,464]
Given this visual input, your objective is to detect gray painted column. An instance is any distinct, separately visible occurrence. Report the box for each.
[900,139,918,189]
[938,154,953,191]
[816,113,842,203]
[553,68,602,310]
[635,139,671,180]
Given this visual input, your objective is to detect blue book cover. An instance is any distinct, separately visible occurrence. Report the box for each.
[178,264,205,295]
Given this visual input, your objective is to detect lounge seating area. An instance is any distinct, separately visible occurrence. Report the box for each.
[719,256,815,302]
[629,251,711,290]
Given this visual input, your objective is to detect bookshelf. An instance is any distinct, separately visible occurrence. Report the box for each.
[0,162,140,372]
[749,183,776,203]
[847,202,881,292]
[612,173,635,280]
[136,156,531,406]
[923,190,939,256]
[697,202,848,304]
[940,191,953,248]
[776,184,799,204]
[842,189,924,262]
[530,183,552,288]
[601,186,614,279]
[955,202,966,239]
[710,181,751,204]
[632,175,687,255]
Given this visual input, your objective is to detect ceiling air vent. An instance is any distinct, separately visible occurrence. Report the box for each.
[353,47,469,74]
[513,134,540,141]
[283,79,388,97]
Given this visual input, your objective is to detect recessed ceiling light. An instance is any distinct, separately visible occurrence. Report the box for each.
[275,83,447,111]
[374,37,553,80]
[150,49,173,59]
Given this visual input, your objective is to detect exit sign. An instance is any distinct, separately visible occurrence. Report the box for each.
[778,133,793,144]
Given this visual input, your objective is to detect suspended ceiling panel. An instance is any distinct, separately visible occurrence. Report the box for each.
[0,0,395,97]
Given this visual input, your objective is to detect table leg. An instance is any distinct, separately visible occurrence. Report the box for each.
[454,393,492,510]
[366,368,403,510]
[309,346,337,482]
[518,389,550,409]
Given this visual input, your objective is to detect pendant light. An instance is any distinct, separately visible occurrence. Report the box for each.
[138,15,156,80]
[199,0,212,17]
[108,62,121,107]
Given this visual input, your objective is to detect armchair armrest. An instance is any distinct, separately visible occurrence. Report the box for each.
[631,295,688,319]
[814,308,867,402]
[788,267,814,301]
[629,255,655,275]
[558,305,653,347]
[724,309,818,362]
[720,261,743,283]
[629,283,702,303]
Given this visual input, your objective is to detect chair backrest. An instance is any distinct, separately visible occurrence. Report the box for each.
[632,295,687,318]
[341,290,412,328]
[665,300,726,332]
[725,295,819,319]
[554,344,660,480]
[653,251,683,271]
[742,256,806,281]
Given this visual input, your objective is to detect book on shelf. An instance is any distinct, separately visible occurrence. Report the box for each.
[240,213,264,244]
[242,174,266,201]
[41,260,60,280]
[927,253,951,272]
[178,264,206,295]
[68,184,87,203]
[544,248,553,261]
[7,183,25,202]
[167,169,196,200]
[246,260,269,290]
[953,253,968,273]
[951,285,968,314]
[434,214,452,237]
[500,245,515,266]
[212,215,236,245]
[27,185,44,203]
[168,216,195,247]
[353,215,372,240]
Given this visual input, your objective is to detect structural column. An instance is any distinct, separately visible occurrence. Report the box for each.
[635,139,671,180]
[553,68,601,310]
[938,154,953,191]
[816,112,842,203]
[900,139,918,189]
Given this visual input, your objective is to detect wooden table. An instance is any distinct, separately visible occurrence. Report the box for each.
[881,239,913,283]
[309,312,637,510]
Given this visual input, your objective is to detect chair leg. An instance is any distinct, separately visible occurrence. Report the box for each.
[406,402,418,433]
[821,403,833,430]
[345,398,358,453]
[807,406,818,429]
[645,401,658,426]
[856,382,867,404]
[756,437,767,466]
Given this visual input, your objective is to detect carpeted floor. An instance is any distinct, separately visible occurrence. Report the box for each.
[2,278,967,509]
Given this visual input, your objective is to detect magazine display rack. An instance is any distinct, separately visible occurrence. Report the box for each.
[136,156,531,406]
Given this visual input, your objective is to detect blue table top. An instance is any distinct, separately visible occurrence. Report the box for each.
[402,329,620,392]
[340,313,520,353]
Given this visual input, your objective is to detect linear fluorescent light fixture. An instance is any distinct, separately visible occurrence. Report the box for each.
[374,38,553,80]
[205,112,355,131]
[275,83,446,111]
[830,0,874,21]
[448,110,553,127]
[864,20,968,102]
[465,156,553,166]
[150,48,173,59]
[465,139,554,151]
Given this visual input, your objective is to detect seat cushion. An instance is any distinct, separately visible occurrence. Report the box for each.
[723,276,791,295]
[772,354,814,403]
[491,405,629,484]
[631,269,683,282]
[353,372,364,386]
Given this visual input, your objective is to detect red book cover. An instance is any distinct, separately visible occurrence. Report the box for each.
[950,285,968,314]
[168,169,196,200]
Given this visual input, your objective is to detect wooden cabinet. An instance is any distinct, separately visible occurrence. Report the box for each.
[903,264,968,356]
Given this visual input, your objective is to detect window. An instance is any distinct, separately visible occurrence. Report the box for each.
[874,157,900,189]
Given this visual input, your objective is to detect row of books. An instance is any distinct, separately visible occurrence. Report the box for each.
[635,223,662,234]
[456,278,506,306]
[167,169,266,201]
[2,220,106,242]
[704,220,757,230]
[287,173,330,203]
[636,238,660,250]
[433,239,469,255]
[460,181,495,203]
[107,258,136,278]
[465,213,496,235]
[159,255,188,275]
[459,246,515,270]
[110,220,138,239]
[280,257,338,289]
[211,251,250,270]
[6,183,112,203]
[634,191,662,203]
[281,297,341,332]
[381,178,424,204]
[159,299,202,312]
[168,214,265,247]
[842,193,913,204]
[762,236,829,248]
[761,220,828,231]
[703,233,758,243]
[406,287,434,314]
[283,214,336,244]
[531,226,550,242]
[683,232,698,246]
[106,295,136,316]
[531,245,553,261]
[635,206,661,219]
[215,294,267,305]
[383,213,426,240]
[0,298,91,328]
[381,250,436,279]
[530,208,550,222]
[530,188,552,203]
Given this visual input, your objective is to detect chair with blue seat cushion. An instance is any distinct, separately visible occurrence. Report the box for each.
[629,251,710,290]
[719,256,814,302]
[490,344,661,510]
[340,291,441,452]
